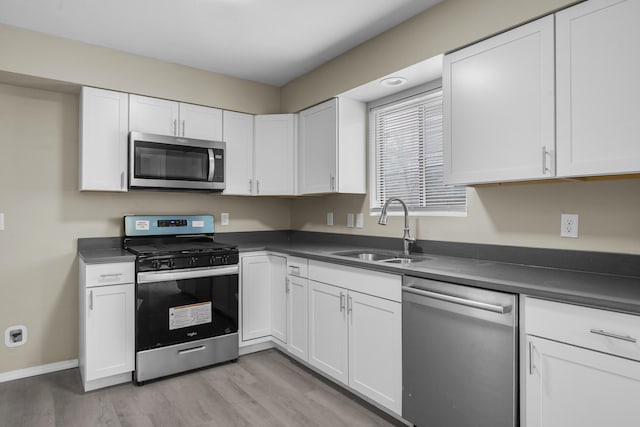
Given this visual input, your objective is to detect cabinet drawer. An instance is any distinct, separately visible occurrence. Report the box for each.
[525,297,640,362]
[308,260,401,302]
[85,262,134,287]
[287,256,308,278]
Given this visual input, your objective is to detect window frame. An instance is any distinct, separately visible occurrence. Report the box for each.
[368,81,467,217]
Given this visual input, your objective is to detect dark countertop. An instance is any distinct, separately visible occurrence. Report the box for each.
[76,234,640,315]
[78,248,136,264]
[238,241,640,315]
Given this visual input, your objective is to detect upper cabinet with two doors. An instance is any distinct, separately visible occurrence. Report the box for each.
[129,94,223,140]
[222,111,297,196]
[444,0,640,185]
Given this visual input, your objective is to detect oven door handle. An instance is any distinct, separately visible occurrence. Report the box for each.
[137,265,238,284]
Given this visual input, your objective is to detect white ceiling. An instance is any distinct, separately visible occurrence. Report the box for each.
[0,0,443,87]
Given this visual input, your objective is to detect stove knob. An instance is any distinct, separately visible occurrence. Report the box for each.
[190,257,198,266]
[168,259,175,268]
[151,260,161,270]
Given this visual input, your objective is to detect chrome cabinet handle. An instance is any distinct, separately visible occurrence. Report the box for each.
[249,179,252,194]
[347,295,352,314]
[528,341,537,375]
[402,285,512,314]
[329,174,335,191]
[173,119,177,136]
[100,273,122,278]
[120,171,125,190]
[590,329,637,343]
[256,180,260,195]
[542,146,553,175]
[182,120,185,136]
[285,278,290,293]
[339,292,345,312]
[89,290,94,311]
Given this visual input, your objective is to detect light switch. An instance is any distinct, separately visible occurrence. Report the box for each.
[347,213,355,228]
[0,213,4,231]
[355,213,363,228]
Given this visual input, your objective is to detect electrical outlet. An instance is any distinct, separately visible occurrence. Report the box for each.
[220,213,229,226]
[560,214,579,238]
[327,212,334,226]
[5,325,27,348]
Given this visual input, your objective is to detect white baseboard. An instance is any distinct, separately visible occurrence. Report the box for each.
[0,359,78,383]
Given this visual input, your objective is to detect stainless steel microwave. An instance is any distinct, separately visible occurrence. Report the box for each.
[129,131,225,192]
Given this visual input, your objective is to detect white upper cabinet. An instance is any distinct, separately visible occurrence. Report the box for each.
[298,98,366,194]
[556,0,640,177]
[254,114,296,195]
[222,111,254,195]
[444,15,555,185]
[79,87,129,192]
[129,94,179,136]
[179,103,223,140]
[129,94,222,140]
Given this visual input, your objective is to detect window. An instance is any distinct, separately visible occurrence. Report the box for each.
[370,88,466,215]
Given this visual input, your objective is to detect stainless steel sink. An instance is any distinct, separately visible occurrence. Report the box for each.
[332,250,430,265]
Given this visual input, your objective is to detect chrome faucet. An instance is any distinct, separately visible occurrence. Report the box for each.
[377,197,415,256]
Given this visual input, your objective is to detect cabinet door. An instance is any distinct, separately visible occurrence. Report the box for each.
[269,255,287,344]
[556,0,640,177]
[287,275,308,361]
[348,291,402,414]
[308,280,348,384]
[298,99,337,194]
[254,114,296,195]
[79,87,129,192]
[222,111,254,195]
[240,255,271,341]
[84,283,134,381]
[525,336,640,427]
[443,16,555,184]
[178,103,223,140]
[129,94,179,136]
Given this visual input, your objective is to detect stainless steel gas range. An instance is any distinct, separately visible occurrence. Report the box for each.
[123,215,239,384]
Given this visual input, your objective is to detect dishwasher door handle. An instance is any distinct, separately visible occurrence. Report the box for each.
[402,285,512,314]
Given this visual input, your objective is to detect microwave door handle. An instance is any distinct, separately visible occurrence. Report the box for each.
[208,149,215,182]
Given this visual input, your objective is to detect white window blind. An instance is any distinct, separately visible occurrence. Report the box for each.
[371,90,466,214]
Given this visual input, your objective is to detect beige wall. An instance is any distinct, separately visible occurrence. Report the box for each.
[281,0,577,112]
[0,24,280,114]
[0,84,291,373]
[291,181,640,255]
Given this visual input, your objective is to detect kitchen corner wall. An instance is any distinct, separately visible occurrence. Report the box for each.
[0,84,291,373]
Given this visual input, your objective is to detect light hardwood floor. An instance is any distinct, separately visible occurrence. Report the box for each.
[0,349,400,427]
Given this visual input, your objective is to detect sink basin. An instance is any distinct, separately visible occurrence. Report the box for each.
[332,250,431,265]
[333,250,399,261]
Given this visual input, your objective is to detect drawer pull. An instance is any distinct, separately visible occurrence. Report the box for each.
[178,345,206,355]
[100,273,123,278]
[590,329,637,343]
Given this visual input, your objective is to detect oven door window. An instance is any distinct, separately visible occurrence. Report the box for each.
[136,274,238,351]
[134,141,210,182]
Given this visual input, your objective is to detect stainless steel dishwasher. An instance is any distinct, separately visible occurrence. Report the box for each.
[402,276,518,427]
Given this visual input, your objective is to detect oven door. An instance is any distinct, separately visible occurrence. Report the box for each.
[135,265,238,352]
[129,131,225,191]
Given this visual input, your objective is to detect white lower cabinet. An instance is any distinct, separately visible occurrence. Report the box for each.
[240,253,286,345]
[79,259,134,392]
[308,280,350,384]
[523,297,640,427]
[286,274,308,361]
[307,274,402,415]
